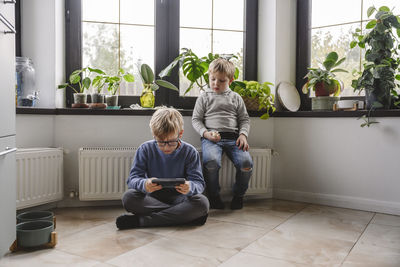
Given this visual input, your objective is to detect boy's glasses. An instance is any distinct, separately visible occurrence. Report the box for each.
[155,138,180,147]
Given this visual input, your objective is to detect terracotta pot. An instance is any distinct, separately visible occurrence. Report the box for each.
[314,81,338,97]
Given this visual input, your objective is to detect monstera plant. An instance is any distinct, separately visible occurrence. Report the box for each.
[159,48,239,95]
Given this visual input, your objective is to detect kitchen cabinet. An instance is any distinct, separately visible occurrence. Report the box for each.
[0,0,16,258]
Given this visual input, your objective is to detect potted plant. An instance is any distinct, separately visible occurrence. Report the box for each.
[350,5,400,112]
[103,68,135,108]
[159,48,239,95]
[302,51,347,110]
[89,69,107,109]
[230,80,275,119]
[58,67,100,108]
[138,63,179,108]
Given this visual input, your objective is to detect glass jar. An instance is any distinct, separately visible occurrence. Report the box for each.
[16,57,38,107]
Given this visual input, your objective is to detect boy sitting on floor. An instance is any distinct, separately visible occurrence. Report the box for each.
[116,107,209,229]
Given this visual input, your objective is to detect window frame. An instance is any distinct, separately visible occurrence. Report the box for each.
[65,0,258,108]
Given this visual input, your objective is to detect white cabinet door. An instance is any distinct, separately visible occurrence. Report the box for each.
[0,1,16,137]
[0,136,16,257]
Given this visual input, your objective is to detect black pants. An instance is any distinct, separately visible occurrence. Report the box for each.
[122,189,209,227]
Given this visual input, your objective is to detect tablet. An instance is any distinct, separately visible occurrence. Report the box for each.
[152,178,186,188]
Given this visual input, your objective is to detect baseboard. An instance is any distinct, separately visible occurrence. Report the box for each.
[274,189,400,215]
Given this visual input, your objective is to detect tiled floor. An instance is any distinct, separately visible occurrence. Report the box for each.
[1,199,400,266]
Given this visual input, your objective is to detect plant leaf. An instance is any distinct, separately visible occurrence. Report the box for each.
[378,6,390,12]
[155,79,179,91]
[323,59,336,71]
[367,6,376,17]
[325,52,338,63]
[331,68,348,73]
[140,64,154,84]
[366,20,377,29]
[123,73,135,82]
[158,56,182,78]
[150,83,159,91]
[69,72,81,84]
[350,40,358,48]
[333,57,346,67]
[88,67,105,75]
[82,77,91,90]
[260,113,269,120]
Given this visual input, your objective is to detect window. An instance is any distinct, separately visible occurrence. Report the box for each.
[297,0,399,109]
[82,0,154,96]
[65,0,258,108]
[311,0,399,96]
[179,0,245,96]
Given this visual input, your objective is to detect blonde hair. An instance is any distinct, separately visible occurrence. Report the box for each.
[208,58,235,80]
[149,107,184,139]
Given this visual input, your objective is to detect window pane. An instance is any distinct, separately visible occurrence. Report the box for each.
[179,29,212,96]
[311,23,364,97]
[82,22,119,75]
[180,28,212,57]
[312,0,361,27]
[180,0,212,28]
[120,25,155,96]
[82,0,119,23]
[213,0,244,31]
[120,0,154,25]
[363,0,400,19]
[213,30,244,80]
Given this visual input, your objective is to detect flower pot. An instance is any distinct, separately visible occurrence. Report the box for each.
[106,95,118,107]
[242,96,261,111]
[312,96,340,111]
[140,88,155,108]
[90,93,105,104]
[365,88,391,110]
[314,80,340,97]
[74,93,87,104]
[89,93,106,109]
[72,93,89,108]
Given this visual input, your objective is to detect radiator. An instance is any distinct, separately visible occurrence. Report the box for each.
[16,148,64,209]
[79,147,272,200]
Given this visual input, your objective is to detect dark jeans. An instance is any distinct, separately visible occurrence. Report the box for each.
[201,137,253,197]
[122,189,209,227]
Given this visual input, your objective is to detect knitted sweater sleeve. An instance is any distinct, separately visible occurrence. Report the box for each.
[192,94,208,137]
[236,94,250,137]
[185,147,205,196]
[126,145,148,193]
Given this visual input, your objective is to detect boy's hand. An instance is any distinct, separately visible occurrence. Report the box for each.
[204,131,221,142]
[236,134,249,151]
[145,178,162,192]
[175,181,190,195]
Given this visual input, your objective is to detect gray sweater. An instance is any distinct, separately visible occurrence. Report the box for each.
[192,88,250,138]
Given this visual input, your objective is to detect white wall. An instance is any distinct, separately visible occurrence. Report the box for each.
[274,117,400,215]
[16,115,54,147]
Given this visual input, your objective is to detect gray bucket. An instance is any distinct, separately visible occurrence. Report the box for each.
[16,220,54,247]
[17,211,54,224]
